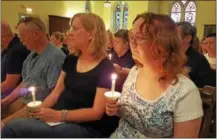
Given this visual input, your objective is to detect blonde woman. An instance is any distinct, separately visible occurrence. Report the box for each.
[50,31,69,55]
[105,13,203,138]
[2,13,119,138]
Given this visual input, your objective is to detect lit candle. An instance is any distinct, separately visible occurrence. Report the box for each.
[108,53,112,60]
[29,86,36,104]
[111,73,117,96]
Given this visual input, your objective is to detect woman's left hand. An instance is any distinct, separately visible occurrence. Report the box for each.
[30,108,61,122]
[113,63,122,74]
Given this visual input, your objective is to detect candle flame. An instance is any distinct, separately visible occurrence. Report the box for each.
[111,73,117,80]
[28,86,35,92]
[108,54,112,60]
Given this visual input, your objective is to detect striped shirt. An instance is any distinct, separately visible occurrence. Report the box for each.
[21,43,65,104]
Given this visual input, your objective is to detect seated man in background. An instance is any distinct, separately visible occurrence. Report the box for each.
[1,17,66,127]
[203,33,216,70]
[50,31,69,55]
[1,20,30,99]
[176,22,214,88]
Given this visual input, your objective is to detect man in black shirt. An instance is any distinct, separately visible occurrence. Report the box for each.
[176,22,214,88]
[1,20,30,99]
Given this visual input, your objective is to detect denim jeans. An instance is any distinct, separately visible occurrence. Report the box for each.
[2,118,101,138]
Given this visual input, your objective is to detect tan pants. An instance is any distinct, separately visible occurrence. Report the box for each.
[1,99,29,124]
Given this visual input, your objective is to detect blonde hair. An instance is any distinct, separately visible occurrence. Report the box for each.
[70,13,107,59]
[51,31,65,42]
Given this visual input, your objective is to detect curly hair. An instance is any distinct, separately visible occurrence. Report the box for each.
[133,12,187,84]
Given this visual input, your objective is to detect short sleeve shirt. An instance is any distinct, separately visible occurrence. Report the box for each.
[111,66,204,138]
[21,43,66,104]
[54,55,119,136]
[1,35,30,98]
[1,35,30,83]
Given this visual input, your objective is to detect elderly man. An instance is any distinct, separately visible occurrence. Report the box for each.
[176,22,213,88]
[1,21,30,99]
[1,17,66,126]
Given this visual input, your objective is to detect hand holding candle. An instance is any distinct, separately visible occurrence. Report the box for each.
[27,86,42,113]
[104,73,120,116]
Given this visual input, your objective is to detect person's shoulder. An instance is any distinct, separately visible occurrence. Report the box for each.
[129,66,138,74]
[11,41,29,54]
[65,54,78,62]
[99,58,113,68]
[48,43,66,58]
[97,58,115,73]
[192,48,207,61]
[175,74,199,97]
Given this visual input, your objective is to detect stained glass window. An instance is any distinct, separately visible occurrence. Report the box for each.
[185,1,196,25]
[171,2,181,23]
[122,3,128,29]
[114,4,121,32]
[85,1,91,13]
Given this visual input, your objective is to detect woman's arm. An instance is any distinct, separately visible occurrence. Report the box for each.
[41,71,66,108]
[174,118,202,137]
[65,87,108,122]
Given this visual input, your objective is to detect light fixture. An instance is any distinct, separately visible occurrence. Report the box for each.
[65,9,74,18]
[121,1,125,6]
[26,8,32,13]
[104,0,111,7]
[21,5,32,13]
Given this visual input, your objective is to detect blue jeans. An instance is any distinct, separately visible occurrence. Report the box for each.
[2,118,101,138]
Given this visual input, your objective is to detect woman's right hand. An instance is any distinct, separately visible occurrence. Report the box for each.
[105,98,119,116]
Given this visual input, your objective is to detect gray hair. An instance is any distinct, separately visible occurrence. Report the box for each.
[16,16,46,32]
[176,21,197,48]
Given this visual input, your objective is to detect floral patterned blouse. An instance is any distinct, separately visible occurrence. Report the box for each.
[111,66,203,138]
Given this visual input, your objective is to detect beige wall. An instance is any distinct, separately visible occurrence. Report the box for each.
[158,0,216,39]
[148,1,160,14]
[1,1,150,33]
[1,1,90,33]
[2,1,215,39]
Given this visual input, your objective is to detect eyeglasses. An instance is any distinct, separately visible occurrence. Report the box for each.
[128,30,149,45]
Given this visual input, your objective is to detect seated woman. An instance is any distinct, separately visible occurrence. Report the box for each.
[105,12,203,138]
[110,29,135,92]
[2,13,119,138]
[50,31,69,55]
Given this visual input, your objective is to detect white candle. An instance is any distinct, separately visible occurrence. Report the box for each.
[108,53,112,60]
[111,73,117,96]
[29,86,36,104]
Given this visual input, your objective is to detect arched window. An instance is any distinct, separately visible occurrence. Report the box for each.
[85,1,91,13]
[170,2,181,23]
[122,3,128,29]
[114,4,121,32]
[185,1,196,25]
